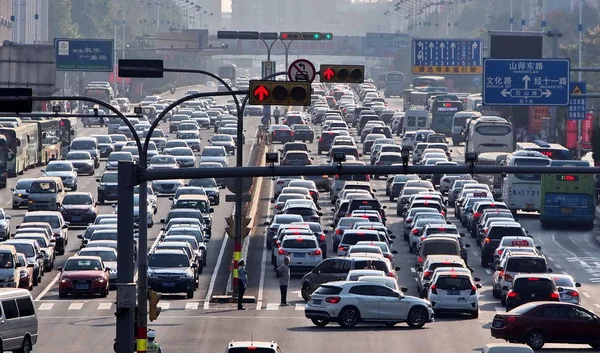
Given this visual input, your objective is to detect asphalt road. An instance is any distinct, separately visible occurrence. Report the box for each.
[29,95,600,352]
[11,85,262,353]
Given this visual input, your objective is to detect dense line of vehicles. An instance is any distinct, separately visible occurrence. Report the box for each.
[258,75,599,350]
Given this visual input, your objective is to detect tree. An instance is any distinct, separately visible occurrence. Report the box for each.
[48,0,80,38]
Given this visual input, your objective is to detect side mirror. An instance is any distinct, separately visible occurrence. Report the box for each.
[330,208,335,212]
[37,254,44,259]
[329,223,335,228]
[394,266,401,271]
[536,245,542,250]
[263,221,270,226]
[57,266,63,271]
[191,263,198,268]
[40,169,45,173]
[400,286,408,293]
[323,230,329,234]
[10,188,14,191]
[372,189,377,192]
[464,243,471,248]
[209,208,214,213]
[96,178,101,182]
[169,197,174,200]
[317,212,323,217]
[77,234,83,239]
[502,286,509,291]
[392,250,398,254]
[459,233,465,237]
[270,199,275,204]
[557,286,564,292]
[476,283,482,289]
[474,277,481,282]
[63,223,69,228]
[160,219,166,223]
[50,239,56,243]
[495,266,503,271]
[105,267,111,272]
[95,202,99,206]
[547,268,553,273]
[382,205,387,209]
[390,235,396,239]
[576,282,582,287]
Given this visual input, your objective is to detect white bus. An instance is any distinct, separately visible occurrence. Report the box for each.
[464,116,513,157]
[515,141,571,160]
[465,93,482,111]
[474,152,509,199]
[501,150,551,213]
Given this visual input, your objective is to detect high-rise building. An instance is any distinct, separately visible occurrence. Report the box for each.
[11,0,48,44]
[0,1,13,43]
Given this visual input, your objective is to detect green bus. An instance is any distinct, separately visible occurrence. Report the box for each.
[0,124,39,177]
[540,160,595,230]
[24,118,63,165]
[431,100,463,136]
[0,135,7,188]
[59,117,80,157]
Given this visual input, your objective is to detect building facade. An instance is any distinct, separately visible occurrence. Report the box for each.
[12,0,48,44]
[0,1,12,43]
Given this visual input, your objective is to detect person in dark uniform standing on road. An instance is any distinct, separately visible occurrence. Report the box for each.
[238,260,247,310]
[273,107,281,124]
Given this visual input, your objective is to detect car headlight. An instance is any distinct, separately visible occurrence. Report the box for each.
[60,277,70,283]
[94,277,105,283]
[148,272,158,279]
[109,268,118,274]
[19,270,28,277]
[98,185,106,190]
[185,272,194,279]
[85,208,96,215]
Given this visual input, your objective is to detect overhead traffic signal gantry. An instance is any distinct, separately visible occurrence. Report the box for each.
[279,32,333,41]
[217,31,279,40]
[319,65,365,83]
[248,80,312,106]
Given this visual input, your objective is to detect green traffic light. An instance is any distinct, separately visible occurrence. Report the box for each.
[314,33,320,40]
[325,33,332,40]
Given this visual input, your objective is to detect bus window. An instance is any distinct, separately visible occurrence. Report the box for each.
[475,125,512,136]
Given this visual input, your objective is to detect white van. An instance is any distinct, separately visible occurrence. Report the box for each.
[0,288,38,352]
[403,109,429,134]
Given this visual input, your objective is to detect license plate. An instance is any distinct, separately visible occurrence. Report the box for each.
[71,217,81,221]
[109,193,117,196]
[75,284,89,290]
[561,208,573,214]
[447,290,460,295]
[492,320,503,328]
[294,253,305,257]
[163,282,175,287]
[312,299,322,305]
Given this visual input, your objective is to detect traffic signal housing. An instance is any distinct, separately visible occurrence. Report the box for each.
[280,32,301,40]
[319,65,364,83]
[249,80,311,106]
[280,32,333,40]
[149,290,161,321]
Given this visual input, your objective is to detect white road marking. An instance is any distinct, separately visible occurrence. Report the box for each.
[68,303,83,310]
[157,302,170,310]
[547,256,554,261]
[471,251,479,257]
[204,222,230,310]
[486,269,492,275]
[38,303,54,311]
[257,178,274,311]
[34,273,61,301]
[266,303,279,311]
[594,304,600,309]
[494,307,505,313]
[583,292,591,298]
[97,302,112,310]
[290,290,302,299]
[554,264,562,269]
[295,304,305,311]
[410,267,416,273]
[185,302,199,310]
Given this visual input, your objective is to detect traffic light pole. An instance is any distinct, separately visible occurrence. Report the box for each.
[281,40,296,76]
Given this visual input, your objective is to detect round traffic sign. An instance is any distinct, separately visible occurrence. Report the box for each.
[225,177,253,194]
[288,59,316,83]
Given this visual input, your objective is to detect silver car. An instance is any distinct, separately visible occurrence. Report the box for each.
[42,161,78,190]
[552,274,582,305]
[199,146,228,167]
[275,234,322,272]
[12,178,35,209]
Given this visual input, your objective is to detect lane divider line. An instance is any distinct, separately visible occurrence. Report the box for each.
[34,273,61,301]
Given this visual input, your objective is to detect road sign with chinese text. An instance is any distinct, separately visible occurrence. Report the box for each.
[482,59,570,106]
[411,38,483,75]
[55,38,114,72]
[567,81,586,120]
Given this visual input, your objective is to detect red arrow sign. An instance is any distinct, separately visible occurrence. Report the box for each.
[322,68,335,80]
[253,85,269,101]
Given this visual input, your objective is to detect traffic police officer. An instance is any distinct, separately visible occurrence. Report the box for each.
[147,329,162,353]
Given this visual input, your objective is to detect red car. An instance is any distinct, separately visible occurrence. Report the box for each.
[491,301,600,350]
[16,253,34,290]
[58,256,110,298]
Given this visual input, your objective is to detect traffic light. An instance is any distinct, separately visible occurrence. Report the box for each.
[280,32,301,40]
[280,32,333,40]
[319,65,364,83]
[249,80,311,106]
[216,31,238,39]
[149,290,161,321]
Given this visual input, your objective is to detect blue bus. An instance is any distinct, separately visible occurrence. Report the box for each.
[384,71,405,97]
[540,160,595,229]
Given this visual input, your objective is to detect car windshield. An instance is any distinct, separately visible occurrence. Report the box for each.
[18,236,48,247]
[151,156,176,164]
[175,200,209,213]
[71,140,96,150]
[64,259,103,271]
[553,277,575,287]
[108,153,133,162]
[101,173,118,183]
[506,259,546,272]
[46,163,71,172]
[178,132,198,139]
[15,179,34,189]
[67,152,91,160]
[80,250,117,262]
[9,244,34,257]
[171,148,194,156]
[202,148,226,157]
[110,135,127,142]
[166,141,187,148]
[63,194,93,205]
[189,179,216,187]
[212,135,232,142]
[23,215,59,228]
[30,182,57,193]
[282,238,317,249]
[149,254,189,268]
[435,276,472,290]
[92,136,112,143]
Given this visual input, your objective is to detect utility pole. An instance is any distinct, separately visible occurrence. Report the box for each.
[546,29,563,142]
[577,0,583,158]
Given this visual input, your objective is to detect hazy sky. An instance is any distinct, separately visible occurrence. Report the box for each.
[223,0,231,12]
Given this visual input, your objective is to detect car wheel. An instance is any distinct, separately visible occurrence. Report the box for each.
[311,318,329,327]
[59,292,67,299]
[101,288,109,298]
[266,239,272,250]
[301,283,313,301]
[526,330,545,350]
[338,307,360,328]
[407,307,428,329]
[471,309,479,319]
[187,288,195,299]
[492,286,500,299]
[98,198,105,205]
[480,258,487,267]
[198,265,203,274]
[33,271,39,286]
[15,335,32,353]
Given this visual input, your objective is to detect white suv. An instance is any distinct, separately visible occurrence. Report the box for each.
[304,281,433,328]
[427,269,481,318]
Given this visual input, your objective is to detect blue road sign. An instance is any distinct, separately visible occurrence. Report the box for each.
[567,81,586,120]
[365,33,409,49]
[483,59,570,106]
[411,38,483,75]
[55,38,114,72]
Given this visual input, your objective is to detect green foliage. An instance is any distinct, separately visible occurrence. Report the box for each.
[48,0,79,38]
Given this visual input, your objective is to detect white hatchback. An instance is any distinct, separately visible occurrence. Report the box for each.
[427,270,481,318]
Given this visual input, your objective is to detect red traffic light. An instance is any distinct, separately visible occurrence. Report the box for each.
[281,33,288,40]
[253,85,269,101]
[322,68,335,80]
